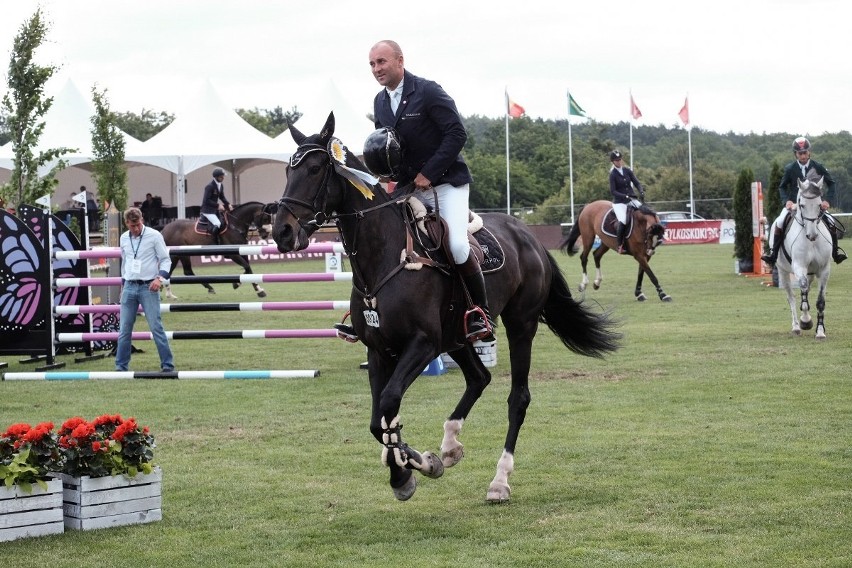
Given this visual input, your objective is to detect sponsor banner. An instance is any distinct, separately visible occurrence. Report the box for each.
[662,220,735,245]
[199,237,341,265]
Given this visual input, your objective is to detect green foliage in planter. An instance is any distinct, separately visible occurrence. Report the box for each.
[763,162,783,254]
[733,168,754,261]
[0,449,50,493]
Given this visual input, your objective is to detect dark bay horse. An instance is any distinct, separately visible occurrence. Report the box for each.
[561,200,670,302]
[270,113,621,502]
[160,201,272,298]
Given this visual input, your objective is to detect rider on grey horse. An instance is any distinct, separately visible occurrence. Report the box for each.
[762,137,847,266]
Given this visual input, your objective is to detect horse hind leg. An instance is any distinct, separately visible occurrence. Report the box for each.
[231,254,267,298]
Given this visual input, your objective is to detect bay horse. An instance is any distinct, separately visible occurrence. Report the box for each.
[772,177,831,338]
[560,200,670,302]
[269,112,621,503]
[160,201,272,298]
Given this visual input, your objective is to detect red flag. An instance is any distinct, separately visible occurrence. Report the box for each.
[678,97,690,126]
[630,94,642,120]
[507,94,525,118]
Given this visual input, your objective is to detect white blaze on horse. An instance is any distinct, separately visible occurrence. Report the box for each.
[771,177,832,339]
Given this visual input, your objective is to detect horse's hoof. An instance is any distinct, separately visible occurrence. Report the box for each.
[392,474,417,501]
[208,289,216,295]
[232,283,240,290]
[636,293,647,302]
[441,444,464,468]
[815,334,827,341]
[593,283,601,290]
[792,329,802,336]
[257,290,267,298]
[420,451,444,479]
[485,481,511,504]
[660,294,673,302]
[800,320,813,331]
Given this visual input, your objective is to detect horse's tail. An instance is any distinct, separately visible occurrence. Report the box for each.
[539,251,622,358]
[559,222,581,257]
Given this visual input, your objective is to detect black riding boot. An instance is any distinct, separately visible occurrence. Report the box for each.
[761,226,783,266]
[831,229,847,264]
[459,254,496,343]
[211,226,222,245]
[616,222,627,254]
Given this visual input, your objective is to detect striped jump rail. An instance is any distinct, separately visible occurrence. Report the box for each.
[57,329,339,342]
[55,301,351,315]
[3,370,320,381]
[53,242,347,260]
[55,273,353,288]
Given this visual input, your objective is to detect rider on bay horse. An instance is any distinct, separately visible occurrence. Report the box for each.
[761,137,847,266]
[609,150,645,254]
[200,167,233,244]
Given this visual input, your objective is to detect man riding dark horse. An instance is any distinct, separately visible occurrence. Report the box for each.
[200,167,233,244]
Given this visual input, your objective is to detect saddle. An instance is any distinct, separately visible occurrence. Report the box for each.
[600,203,658,239]
[403,197,505,274]
[194,213,229,236]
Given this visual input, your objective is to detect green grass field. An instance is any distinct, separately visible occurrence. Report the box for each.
[1,244,850,567]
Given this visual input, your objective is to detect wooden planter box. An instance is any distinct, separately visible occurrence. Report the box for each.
[60,467,162,530]
[0,479,64,542]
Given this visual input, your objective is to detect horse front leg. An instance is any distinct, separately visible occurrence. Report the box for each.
[441,345,493,469]
[638,259,671,302]
[779,271,801,335]
[369,346,444,501]
[230,255,267,298]
[635,267,647,301]
[815,285,826,340]
[163,258,179,300]
[798,274,813,331]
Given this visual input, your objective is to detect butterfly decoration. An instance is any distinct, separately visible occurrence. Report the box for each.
[0,210,44,333]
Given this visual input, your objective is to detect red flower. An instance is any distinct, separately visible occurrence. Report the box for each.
[59,416,87,435]
[3,423,32,439]
[92,441,102,452]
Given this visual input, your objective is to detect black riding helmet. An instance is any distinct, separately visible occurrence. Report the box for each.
[363,127,403,179]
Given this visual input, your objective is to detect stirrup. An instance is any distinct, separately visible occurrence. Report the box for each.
[333,311,359,343]
[464,307,495,343]
[834,248,847,264]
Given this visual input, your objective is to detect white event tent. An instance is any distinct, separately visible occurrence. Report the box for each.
[125,80,290,218]
[276,79,376,157]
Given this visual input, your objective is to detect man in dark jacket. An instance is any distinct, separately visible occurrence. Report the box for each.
[200,167,232,244]
[368,39,493,343]
[761,137,846,265]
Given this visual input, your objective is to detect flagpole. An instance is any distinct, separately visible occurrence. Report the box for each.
[629,122,634,170]
[567,91,575,225]
[687,127,694,216]
[505,88,511,215]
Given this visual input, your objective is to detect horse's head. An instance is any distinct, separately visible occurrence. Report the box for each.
[636,206,665,257]
[270,112,382,253]
[228,202,273,240]
[797,176,825,241]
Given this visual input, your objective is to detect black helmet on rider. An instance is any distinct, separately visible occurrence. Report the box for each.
[212,167,225,178]
[363,127,403,179]
[792,137,811,153]
[609,150,623,162]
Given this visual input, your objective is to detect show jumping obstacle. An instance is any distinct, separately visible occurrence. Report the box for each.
[3,370,320,381]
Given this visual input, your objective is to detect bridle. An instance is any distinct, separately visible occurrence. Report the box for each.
[796,190,825,225]
[273,143,336,236]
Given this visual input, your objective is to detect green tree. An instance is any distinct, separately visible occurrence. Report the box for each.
[90,86,128,212]
[113,109,174,142]
[733,168,754,264]
[0,9,71,207]
[236,106,301,137]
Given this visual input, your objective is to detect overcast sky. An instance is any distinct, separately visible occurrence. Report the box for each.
[1,0,849,139]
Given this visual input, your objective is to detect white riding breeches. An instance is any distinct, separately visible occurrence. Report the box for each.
[416,182,471,264]
[202,213,221,228]
[771,208,792,230]
[613,199,641,224]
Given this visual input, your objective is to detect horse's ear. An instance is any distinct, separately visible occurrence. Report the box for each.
[319,112,335,142]
[289,123,307,145]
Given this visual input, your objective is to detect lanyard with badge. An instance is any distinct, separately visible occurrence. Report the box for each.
[128,227,144,277]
